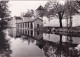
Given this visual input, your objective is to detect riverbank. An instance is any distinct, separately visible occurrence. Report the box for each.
[51,27,80,37]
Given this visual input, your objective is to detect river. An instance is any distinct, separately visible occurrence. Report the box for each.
[0,28,80,57]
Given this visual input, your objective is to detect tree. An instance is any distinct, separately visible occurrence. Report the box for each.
[0,1,10,19]
[23,9,34,17]
[0,30,12,57]
[45,0,79,27]
[0,1,10,29]
[45,1,66,27]
[64,0,79,27]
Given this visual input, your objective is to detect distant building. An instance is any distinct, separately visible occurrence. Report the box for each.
[43,13,80,27]
[43,16,60,27]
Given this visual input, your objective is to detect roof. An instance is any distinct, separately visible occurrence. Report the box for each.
[22,17,43,23]
[15,16,22,20]
[36,5,45,10]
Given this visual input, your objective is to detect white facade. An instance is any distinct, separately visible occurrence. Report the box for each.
[43,14,80,27]
[72,14,80,26]
[8,17,16,28]
[43,16,67,27]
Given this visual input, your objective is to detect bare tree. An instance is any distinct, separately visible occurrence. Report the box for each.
[45,0,79,27]
[64,0,79,27]
[45,1,66,27]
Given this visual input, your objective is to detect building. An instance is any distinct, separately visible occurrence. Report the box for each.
[9,5,80,29]
[16,17,43,36]
[43,16,60,27]
[43,13,80,27]
[16,5,45,37]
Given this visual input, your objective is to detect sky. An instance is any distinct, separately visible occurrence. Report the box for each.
[8,1,48,17]
[8,0,66,17]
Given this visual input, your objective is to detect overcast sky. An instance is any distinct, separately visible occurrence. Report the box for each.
[8,0,66,17]
[8,1,48,17]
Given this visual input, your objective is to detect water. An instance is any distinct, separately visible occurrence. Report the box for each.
[1,28,80,57]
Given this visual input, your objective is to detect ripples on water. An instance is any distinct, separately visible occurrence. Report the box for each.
[0,28,80,57]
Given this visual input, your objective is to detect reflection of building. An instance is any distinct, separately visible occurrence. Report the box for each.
[43,33,60,42]
[8,28,17,37]
[65,36,80,45]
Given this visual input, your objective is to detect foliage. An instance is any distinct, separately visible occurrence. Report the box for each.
[0,19,8,30]
[0,30,12,57]
[45,1,66,27]
[23,9,34,17]
[0,1,10,19]
[42,35,80,57]
[0,1,10,29]
[64,1,79,18]
[44,0,80,27]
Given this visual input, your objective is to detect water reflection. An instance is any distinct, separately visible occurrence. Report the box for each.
[43,34,80,57]
[8,28,80,57]
[8,28,45,57]
[0,30,12,57]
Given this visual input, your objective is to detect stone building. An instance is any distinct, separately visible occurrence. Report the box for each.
[16,17,43,36]
[16,5,44,36]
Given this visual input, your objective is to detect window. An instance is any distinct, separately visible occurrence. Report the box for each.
[37,24,39,28]
[23,29,24,34]
[31,22,33,29]
[31,30,33,36]
[21,23,23,28]
[25,29,27,35]
[23,23,24,28]
[28,23,29,28]
[28,30,29,35]
[25,23,27,28]
[20,24,22,28]
[37,30,39,35]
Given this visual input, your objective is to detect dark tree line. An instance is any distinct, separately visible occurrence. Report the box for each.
[0,30,12,57]
[0,1,10,30]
